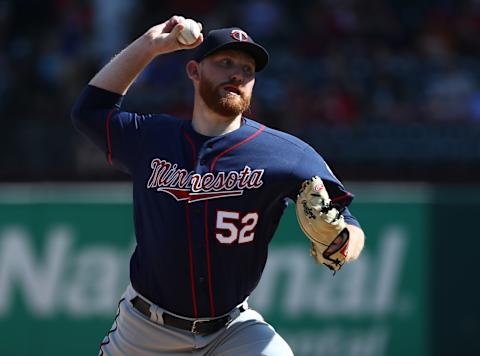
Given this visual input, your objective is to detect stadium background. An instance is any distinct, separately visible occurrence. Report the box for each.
[0,0,478,355]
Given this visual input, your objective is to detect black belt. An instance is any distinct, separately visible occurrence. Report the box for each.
[131,296,245,335]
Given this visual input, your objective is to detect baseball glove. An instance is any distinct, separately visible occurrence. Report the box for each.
[296,176,350,272]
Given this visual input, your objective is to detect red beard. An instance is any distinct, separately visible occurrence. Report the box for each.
[199,77,251,118]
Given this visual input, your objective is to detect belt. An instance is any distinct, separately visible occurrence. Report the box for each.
[131,296,245,335]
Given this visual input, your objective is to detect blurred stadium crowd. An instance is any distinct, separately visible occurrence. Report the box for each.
[2,0,480,181]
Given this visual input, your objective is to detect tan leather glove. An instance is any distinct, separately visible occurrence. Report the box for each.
[296,176,350,271]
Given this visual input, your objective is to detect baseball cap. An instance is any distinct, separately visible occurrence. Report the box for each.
[193,27,269,72]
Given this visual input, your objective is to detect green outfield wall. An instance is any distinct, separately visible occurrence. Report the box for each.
[0,183,433,356]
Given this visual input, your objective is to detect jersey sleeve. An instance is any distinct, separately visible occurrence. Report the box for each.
[288,145,360,227]
[71,85,151,174]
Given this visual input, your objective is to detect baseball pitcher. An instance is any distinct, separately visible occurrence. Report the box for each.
[71,15,365,356]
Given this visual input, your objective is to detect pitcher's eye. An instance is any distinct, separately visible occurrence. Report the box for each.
[243,65,254,75]
[220,58,233,67]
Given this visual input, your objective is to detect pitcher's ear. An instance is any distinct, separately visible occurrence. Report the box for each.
[186,60,200,80]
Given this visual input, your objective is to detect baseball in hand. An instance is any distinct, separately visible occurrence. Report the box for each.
[177,19,201,45]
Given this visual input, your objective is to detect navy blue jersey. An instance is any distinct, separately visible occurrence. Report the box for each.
[72,85,360,318]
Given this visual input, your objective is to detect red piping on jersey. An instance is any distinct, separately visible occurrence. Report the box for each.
[204,124,266,317]
[331,192,353,202]
[184,204,198,317]
[210,125,266,172]
[204,200,215,317]
[182,128,199,317]
[105,109,115,165]
[182,128,197,165]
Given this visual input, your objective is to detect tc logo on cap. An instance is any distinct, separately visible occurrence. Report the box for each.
[230,29,249,42]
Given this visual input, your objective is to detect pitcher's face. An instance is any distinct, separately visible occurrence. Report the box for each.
[197,49,256,118]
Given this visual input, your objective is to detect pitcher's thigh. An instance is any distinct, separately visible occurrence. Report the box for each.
[99,299,196,356]
[209,309,293,356]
